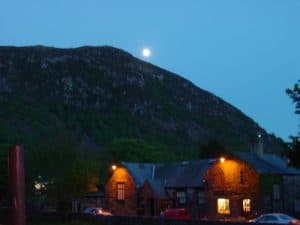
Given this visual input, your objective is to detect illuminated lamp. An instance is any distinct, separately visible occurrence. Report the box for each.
[219,157,225,163]
[112,164,117,171]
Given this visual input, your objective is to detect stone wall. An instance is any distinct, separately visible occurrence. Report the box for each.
[283,175,300,214]
[105,167,137,215]
[204,158,259,219]
[138,180,172,216]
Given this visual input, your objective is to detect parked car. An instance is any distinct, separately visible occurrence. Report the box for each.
[161,208,191,220]
[83,207,112,216]
[249,213,300,225]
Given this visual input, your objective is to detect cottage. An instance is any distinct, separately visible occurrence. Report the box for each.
[235,151,300,215]
[203,157,260,220]
[105,153,300,219]
[105,160,212,217]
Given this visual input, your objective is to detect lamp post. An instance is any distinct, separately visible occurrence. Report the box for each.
[9,145,26,225]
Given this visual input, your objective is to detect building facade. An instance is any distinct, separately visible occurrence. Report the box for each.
[105,153,300,219]
[203,158,259,220]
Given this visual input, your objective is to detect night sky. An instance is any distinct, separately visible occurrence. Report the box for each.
[1,0,299,140]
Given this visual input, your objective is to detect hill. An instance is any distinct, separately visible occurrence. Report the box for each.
[0,46,284,159]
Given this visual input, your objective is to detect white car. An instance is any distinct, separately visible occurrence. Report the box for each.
[250,213,300,225]
[83,207,112,216]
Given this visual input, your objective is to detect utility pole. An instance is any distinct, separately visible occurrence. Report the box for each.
[9,145,26,225]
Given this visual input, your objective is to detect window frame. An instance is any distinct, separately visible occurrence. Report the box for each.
[217,198,230,215]
[176,190,187,204]
[116,182,125,201]
[242,198,251,213]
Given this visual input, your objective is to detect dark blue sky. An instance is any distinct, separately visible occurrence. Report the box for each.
[1,0,299,140]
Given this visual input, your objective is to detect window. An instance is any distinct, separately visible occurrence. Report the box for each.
[240,170,244,184]
[243,198,251,213]
[197,191,205,205]
[116,182,125,201]
[217,198,230,214]
[273,184,280,200]
[176,191,186,204]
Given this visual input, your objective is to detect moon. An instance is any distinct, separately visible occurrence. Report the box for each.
[142,48,151,58]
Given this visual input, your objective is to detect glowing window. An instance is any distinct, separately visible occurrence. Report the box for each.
[217,198,230,214]
[116,182,125,201]
[243,198,251,213]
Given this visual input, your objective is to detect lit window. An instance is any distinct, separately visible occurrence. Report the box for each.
[217,198,230,214]
[177,191,186,204]
[116,182,125,201]
[243,198,251,213]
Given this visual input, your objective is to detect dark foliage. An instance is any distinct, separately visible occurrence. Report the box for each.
[285,80,300,168]
[284,137,300,168]
[199,139,228,158]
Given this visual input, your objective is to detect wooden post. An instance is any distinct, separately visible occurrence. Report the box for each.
[9,145,26,225]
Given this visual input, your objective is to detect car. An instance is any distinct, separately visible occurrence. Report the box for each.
[249,213,300,225]
[83,207,112,216]
[161,208,191,220]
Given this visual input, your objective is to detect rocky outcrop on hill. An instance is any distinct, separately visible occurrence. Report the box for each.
[0,46,283,155]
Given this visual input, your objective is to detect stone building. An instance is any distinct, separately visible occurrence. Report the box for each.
[236,151,300,215]
[105,153,300,219]
[203,157,260,220]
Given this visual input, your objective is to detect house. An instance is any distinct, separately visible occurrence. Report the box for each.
[105,152,300,219]
[105,160,212,217]
[203,156,260,220]
[235,151,300,215]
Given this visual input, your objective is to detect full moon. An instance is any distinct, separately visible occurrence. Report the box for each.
[142,48,151,58]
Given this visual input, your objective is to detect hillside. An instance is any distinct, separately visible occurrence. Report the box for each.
[0,46,284,158]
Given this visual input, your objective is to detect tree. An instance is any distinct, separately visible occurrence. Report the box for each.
[199,139,227,159]
[286,80,300,118]
[25,132,99,218]
[284,136,300,168]
[103,138,169,162]
[285,80,300,168]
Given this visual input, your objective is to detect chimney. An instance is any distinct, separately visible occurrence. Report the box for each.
[255,133,264,156]
[152,164,155,180]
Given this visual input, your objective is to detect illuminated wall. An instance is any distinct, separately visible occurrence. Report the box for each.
[204,158,259,219]
[105,167,137,215]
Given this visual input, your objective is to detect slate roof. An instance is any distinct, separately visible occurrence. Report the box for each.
[120,153,300,199]
[121,160,213,190]
[235,152,300,175]
[146,179,168,198]
[155,160,213,188]
[120,162,157,188]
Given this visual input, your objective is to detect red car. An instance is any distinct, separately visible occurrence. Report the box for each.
[161,208,191,220]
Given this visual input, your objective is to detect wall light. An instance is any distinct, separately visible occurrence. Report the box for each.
[220,157,225,163]
[112,164,117,171]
